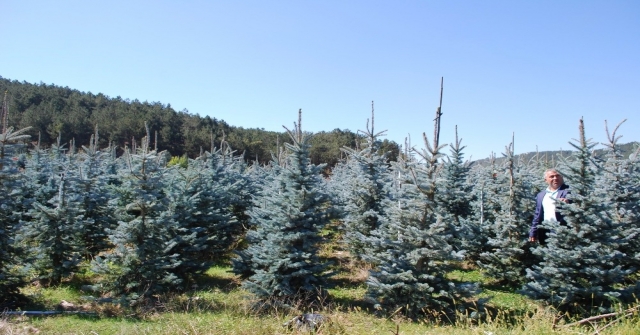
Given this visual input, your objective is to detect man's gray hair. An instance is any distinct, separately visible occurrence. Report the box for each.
[544,168,561,177]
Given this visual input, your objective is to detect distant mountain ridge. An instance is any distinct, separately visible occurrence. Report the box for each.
[472,141,640,166]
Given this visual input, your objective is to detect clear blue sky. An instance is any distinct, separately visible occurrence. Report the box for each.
[2,1,639,160]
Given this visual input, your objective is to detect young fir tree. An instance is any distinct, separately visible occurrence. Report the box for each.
[522,119,638,313]
[209,140,254,255]
[168,140,250,275]
[435,126,476,258]
[231,142,286,279]
[17,136,87,286]
[92,126,183,302]
[232,111,332,304]
[364,105,476,318]
[472,153,502,226]
[466,153,501,261]
[0,97,30,304]
[325,156,349,213]
[232,148,285,279]
[165,154,218,275]
[597,120,640,278]
[478,137,536,286]
[20,138,60,213]
[77,128,117,258]
[337,103,392,260]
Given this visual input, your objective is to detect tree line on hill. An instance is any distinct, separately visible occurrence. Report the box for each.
[0,76,400,167]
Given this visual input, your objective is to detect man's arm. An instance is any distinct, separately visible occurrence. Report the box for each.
[557,187,571,204]
[529,192,543,242]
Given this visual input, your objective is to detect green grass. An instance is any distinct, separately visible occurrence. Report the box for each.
[447,267,537,311]
[8,305,640,335]
[3,264,639,334]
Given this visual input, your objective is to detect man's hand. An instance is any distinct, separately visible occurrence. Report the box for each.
[529,236,537,243]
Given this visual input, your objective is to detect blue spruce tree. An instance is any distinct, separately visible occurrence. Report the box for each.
[92,125,183,302]
[233,111,332,305]
[597,120,640,284]
[478,137,536,286]
[0,98,30,304]
[364,104,476,318]
[17,136,86,286]
[232,151,284,279]
[466,153,501,262]
[168,140,251,275]
[77,128,117,258]
[435,126,476,259]
[522,119,638,313]
[338,103,392,261]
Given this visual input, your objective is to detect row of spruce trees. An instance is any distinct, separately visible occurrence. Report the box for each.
[1,102,640,317]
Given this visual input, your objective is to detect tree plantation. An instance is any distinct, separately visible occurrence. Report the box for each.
[1,79,640,326]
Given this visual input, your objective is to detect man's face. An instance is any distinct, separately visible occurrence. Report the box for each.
[544,171,564,190]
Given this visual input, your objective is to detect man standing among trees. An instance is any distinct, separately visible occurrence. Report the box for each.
[529,169,570,244]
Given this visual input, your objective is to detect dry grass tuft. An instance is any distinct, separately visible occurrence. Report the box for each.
[0,318,41,334]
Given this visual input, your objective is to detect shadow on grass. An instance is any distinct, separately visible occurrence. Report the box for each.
[446,262,524,294]
[324,275,371,312]
[15,266,245,318]
[21,277,93,311]
[327,294,371,312]
[325,294,368,314]
[482,280,522,293]
[327,274,364,288]
[194,271,241,293]
[21,297,50,312]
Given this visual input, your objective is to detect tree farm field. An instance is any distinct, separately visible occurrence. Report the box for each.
[3,263,639,335]
[2,79,640,334]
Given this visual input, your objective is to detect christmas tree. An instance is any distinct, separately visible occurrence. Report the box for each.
[364,102,476,317]
[17,136,87,286]
[168,139,250,275]
[478,137,537,286]
[522,119,638,313]
[596,120,640,286]
[0,93,30,305]
[77,128,117,258]
[435,126,476,258]
[337,103,392,261]
[92,125,183,302]
[233,111,332,305]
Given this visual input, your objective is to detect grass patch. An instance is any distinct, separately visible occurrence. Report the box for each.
[195,265,241,292]
[447,268,486,284]
[9,305,640,335]
[6,263,640,334]
[20,285,86,311]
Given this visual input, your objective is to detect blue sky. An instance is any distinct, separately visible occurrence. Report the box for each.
[2,1,639,160]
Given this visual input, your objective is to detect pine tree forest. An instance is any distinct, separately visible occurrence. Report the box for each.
[2,84,640,321]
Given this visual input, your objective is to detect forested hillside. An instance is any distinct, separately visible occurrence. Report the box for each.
[0,76,400,165]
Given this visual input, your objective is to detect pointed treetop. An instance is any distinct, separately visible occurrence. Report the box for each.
[433,77,444,149]
[283,109,304,143]
[371,100,374,136]
[603,119,626,152]
[358,101,387,145]
[579,117,586,148]
[298,108,302,140]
